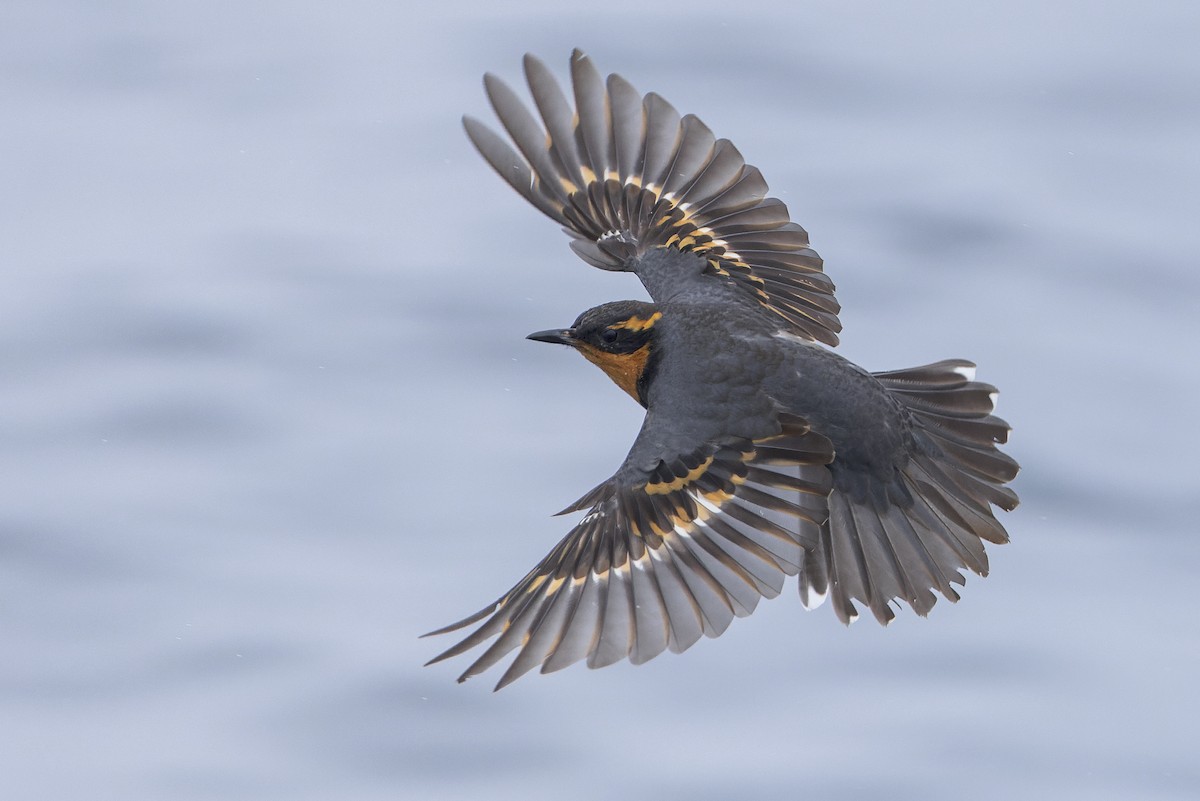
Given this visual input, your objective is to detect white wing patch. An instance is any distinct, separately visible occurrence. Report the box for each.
[951,363,977,381]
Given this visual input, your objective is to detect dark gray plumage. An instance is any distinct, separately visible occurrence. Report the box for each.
[425,50,1019,690]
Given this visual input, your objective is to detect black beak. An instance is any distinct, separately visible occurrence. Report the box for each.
[526,328,576,346]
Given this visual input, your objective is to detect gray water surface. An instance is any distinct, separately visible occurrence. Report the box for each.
[3,2,1198,799]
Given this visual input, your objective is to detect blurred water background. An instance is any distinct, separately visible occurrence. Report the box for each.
[3,1,1198,799]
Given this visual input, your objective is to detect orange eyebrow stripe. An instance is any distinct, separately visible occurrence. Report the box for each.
[608,311,662,332]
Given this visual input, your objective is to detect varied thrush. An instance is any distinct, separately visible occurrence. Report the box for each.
[425,50,1019,690]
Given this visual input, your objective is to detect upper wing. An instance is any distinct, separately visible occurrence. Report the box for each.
[423,413,833,690]
[464,50,842,346]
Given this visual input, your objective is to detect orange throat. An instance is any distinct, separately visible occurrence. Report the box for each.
[576,343,651,403]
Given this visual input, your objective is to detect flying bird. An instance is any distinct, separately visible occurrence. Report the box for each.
[425,50,1019,690]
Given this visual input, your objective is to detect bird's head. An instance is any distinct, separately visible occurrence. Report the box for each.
[527,300,662,406]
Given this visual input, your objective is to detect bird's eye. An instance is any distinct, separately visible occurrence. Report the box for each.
[600,328,619,345]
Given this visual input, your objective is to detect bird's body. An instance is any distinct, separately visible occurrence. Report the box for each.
[426,51,1019,689]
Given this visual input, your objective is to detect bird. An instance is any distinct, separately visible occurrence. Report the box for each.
[424,50,1019,690]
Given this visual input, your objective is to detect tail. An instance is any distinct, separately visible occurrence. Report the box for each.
[799,359,1020,624]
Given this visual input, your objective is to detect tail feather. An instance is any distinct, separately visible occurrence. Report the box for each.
[802,359,1019,624]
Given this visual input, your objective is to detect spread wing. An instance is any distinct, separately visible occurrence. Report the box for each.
[423,414,833,690]
[464,49,842,346]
